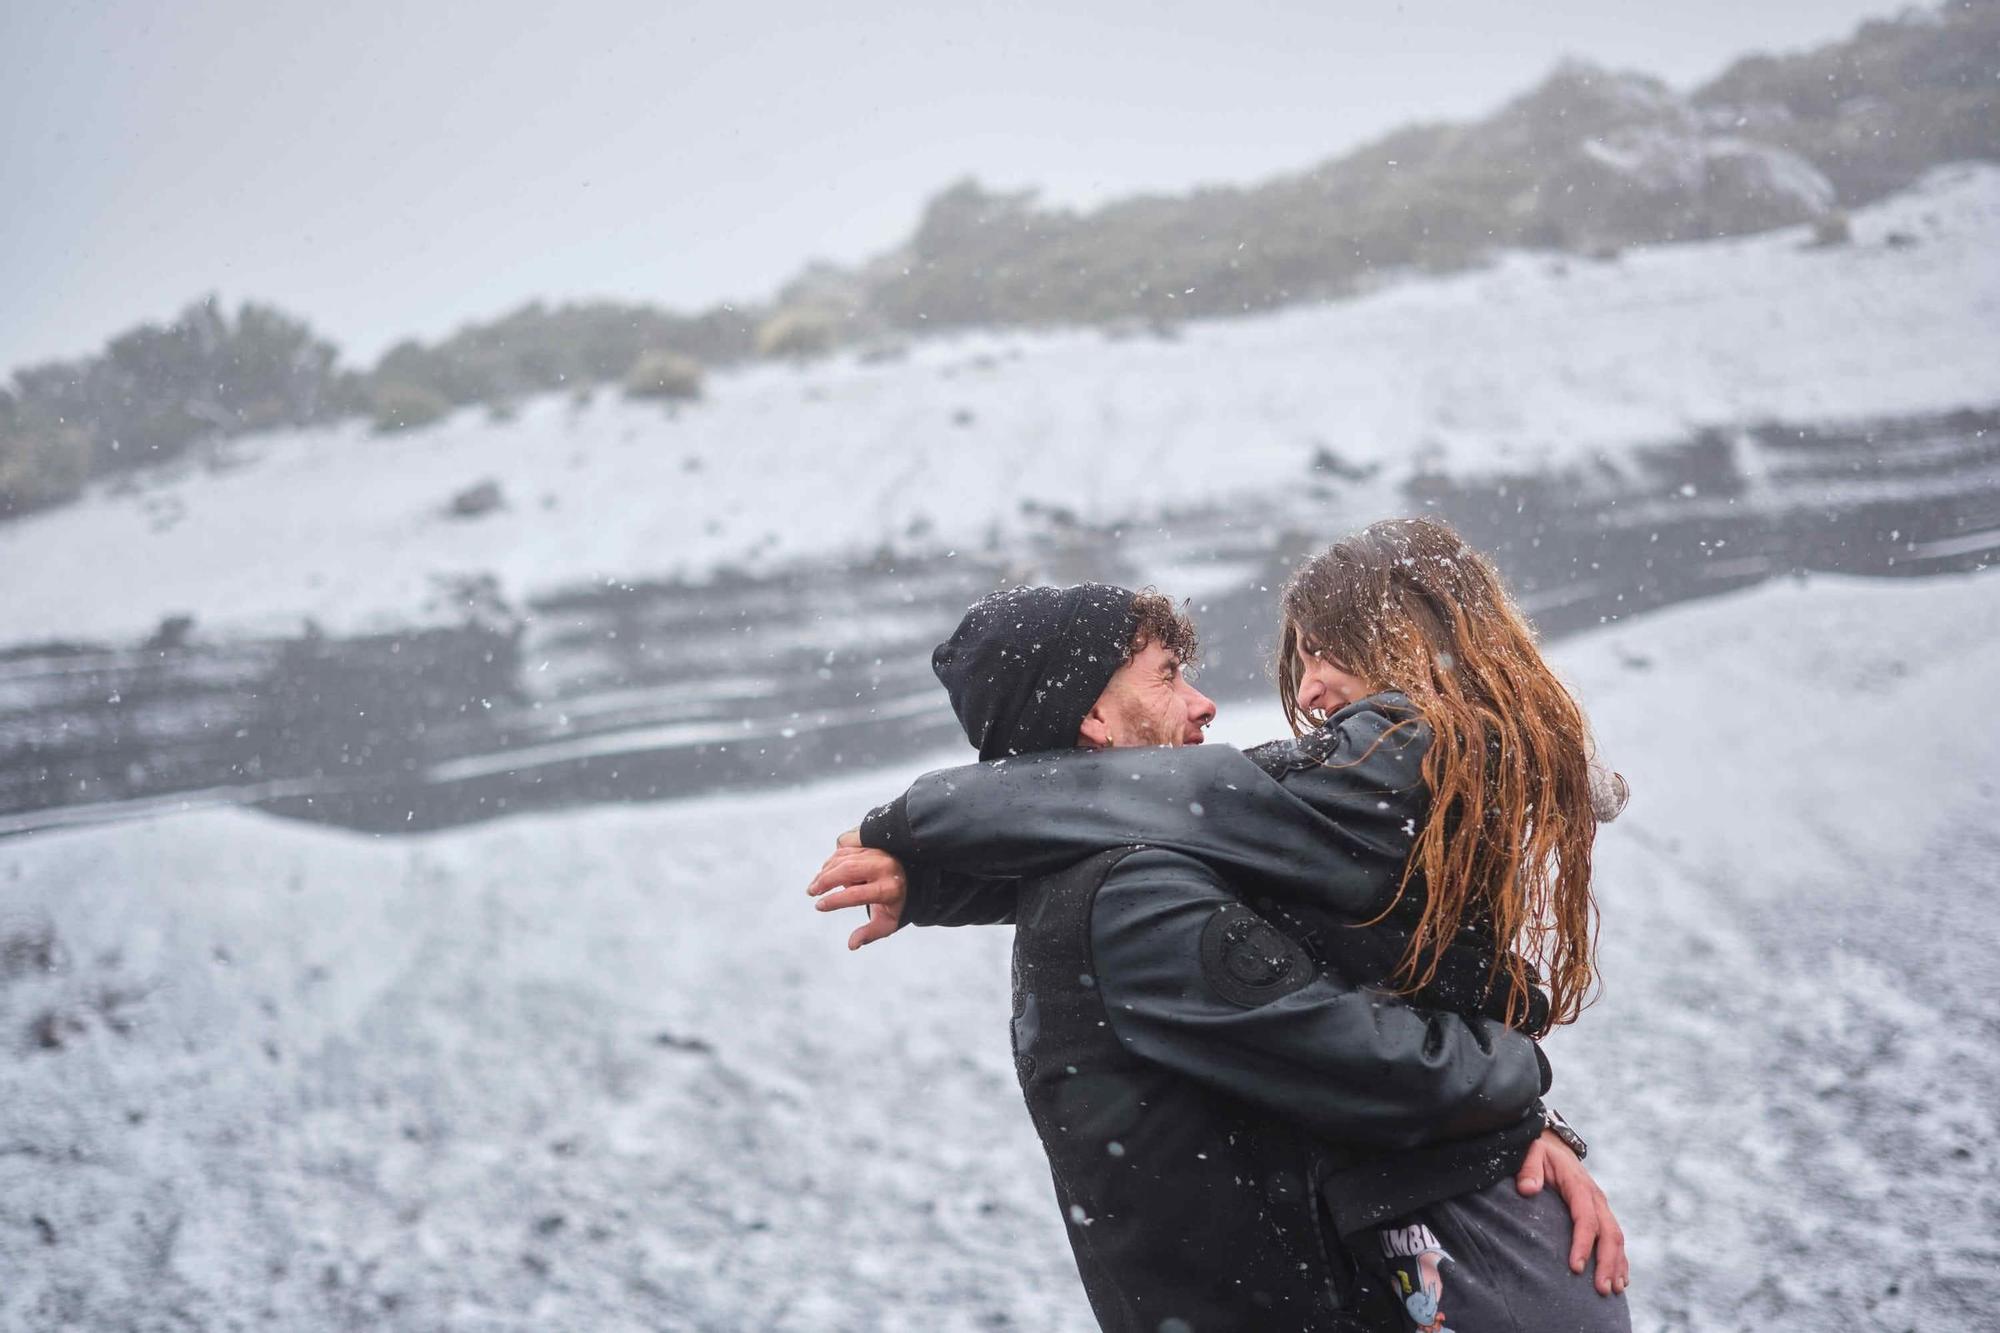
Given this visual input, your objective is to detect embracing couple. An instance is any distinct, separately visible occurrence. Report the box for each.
[808,517,1633,1332]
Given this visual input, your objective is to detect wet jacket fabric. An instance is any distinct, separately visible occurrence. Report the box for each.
[1008,847,1353,1331]
[999,843,1544,1331]
[859,693,1554,1234]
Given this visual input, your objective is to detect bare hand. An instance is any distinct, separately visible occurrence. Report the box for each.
[807,839,908,950]
[1515,1130,1629,1296]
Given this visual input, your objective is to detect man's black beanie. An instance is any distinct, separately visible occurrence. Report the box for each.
[932,583,1139,759]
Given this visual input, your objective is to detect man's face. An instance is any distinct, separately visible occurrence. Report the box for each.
[1078,637,1217,749]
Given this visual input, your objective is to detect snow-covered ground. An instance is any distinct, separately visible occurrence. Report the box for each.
[2,567,1995,1330]
[4,166,1998,646]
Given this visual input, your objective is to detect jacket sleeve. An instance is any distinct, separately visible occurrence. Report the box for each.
[858,711,1427,917]
[1086,848,1548,1149]
[901,865,1020,927]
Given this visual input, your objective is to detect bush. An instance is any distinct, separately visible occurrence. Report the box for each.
[1807,212,1853,248]
[623,350,705,401]
[755,306,842,360]
[361,301,754,414]
[370,381,453,434]
[6,297,348,477]
[0,412,91,518]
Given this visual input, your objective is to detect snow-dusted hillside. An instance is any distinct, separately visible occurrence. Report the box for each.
[4,166,1997,647]
[2,567,1995,1330]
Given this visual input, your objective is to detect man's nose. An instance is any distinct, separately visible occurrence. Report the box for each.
[1186,684,1217,728]
[1294,674,1325,715]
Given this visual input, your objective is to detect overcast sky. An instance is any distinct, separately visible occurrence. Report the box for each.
[2,0,1903,374]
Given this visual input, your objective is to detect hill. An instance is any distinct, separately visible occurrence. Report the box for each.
[3,1,1995,523]
[839,0,2000,329]
[2,163,1994,647]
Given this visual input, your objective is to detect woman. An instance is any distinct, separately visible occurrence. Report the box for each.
[1270,516,1625,1036]
[815,517,1631,1329]
[1265,517,1630,1329]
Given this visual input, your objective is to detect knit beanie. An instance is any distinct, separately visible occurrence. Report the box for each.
[932,583,1140,759]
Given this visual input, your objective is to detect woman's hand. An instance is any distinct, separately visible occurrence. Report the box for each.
[806,833,909,950]
[1515,1130,1630,1296]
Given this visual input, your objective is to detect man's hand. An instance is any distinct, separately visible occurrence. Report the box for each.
[807,834,909,950]
[1515,1130,1630,1296]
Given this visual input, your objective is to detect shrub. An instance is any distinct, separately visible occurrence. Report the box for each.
[4,297,348,489]
[1807,212,1853,248]
[361,301,755,412]
[370,381,453,434]
[0,406,91,518]
[623,350,705,401]
[755,306,842,360]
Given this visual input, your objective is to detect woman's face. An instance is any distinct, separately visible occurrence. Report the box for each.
[1288,627,1372,724]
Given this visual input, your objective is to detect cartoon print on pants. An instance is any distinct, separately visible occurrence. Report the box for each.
[1380,1221,1455,1333]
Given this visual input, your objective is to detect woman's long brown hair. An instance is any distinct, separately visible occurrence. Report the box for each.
[1277,517,1599,1034]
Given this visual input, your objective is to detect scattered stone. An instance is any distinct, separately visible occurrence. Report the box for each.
[0,921,59,980]
[652,1030,712,1054]
[28,1007,87,1051]
[858,340,909,365]
[1308,443,1380,483]
[447,480,505,520]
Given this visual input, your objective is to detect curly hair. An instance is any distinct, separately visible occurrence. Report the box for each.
[1126,588,1200,667]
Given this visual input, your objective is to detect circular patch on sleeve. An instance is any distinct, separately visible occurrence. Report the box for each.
[1199,904,1316,1008]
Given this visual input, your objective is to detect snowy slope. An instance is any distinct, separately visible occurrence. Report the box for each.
[4,166,1998,646]
[2,567,1996,1330]
[1545,573,2000,1329]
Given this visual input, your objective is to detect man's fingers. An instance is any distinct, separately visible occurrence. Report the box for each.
[1528,1130,1626,1296]
[808,834,906,948]
[813,881,896,913]
[1544,1146,1596,1272]
[848,912,898,950]
[1595,1214,1627,1297]
[1513,1139,1547,1196]
[1565,1194,1600,1276]
[806,851,875,896]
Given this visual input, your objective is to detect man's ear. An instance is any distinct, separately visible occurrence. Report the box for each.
[1077,703,1113,750]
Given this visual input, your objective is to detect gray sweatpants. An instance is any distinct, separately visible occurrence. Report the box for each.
[1354,1173,1632,1332]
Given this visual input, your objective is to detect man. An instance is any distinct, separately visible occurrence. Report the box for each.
[809,584,1624,1331]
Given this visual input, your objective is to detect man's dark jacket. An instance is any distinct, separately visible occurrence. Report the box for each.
[864,697,1557,1224]
[861,699,1551,1329]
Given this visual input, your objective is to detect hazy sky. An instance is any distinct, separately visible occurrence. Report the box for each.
[3,0,1903,374]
